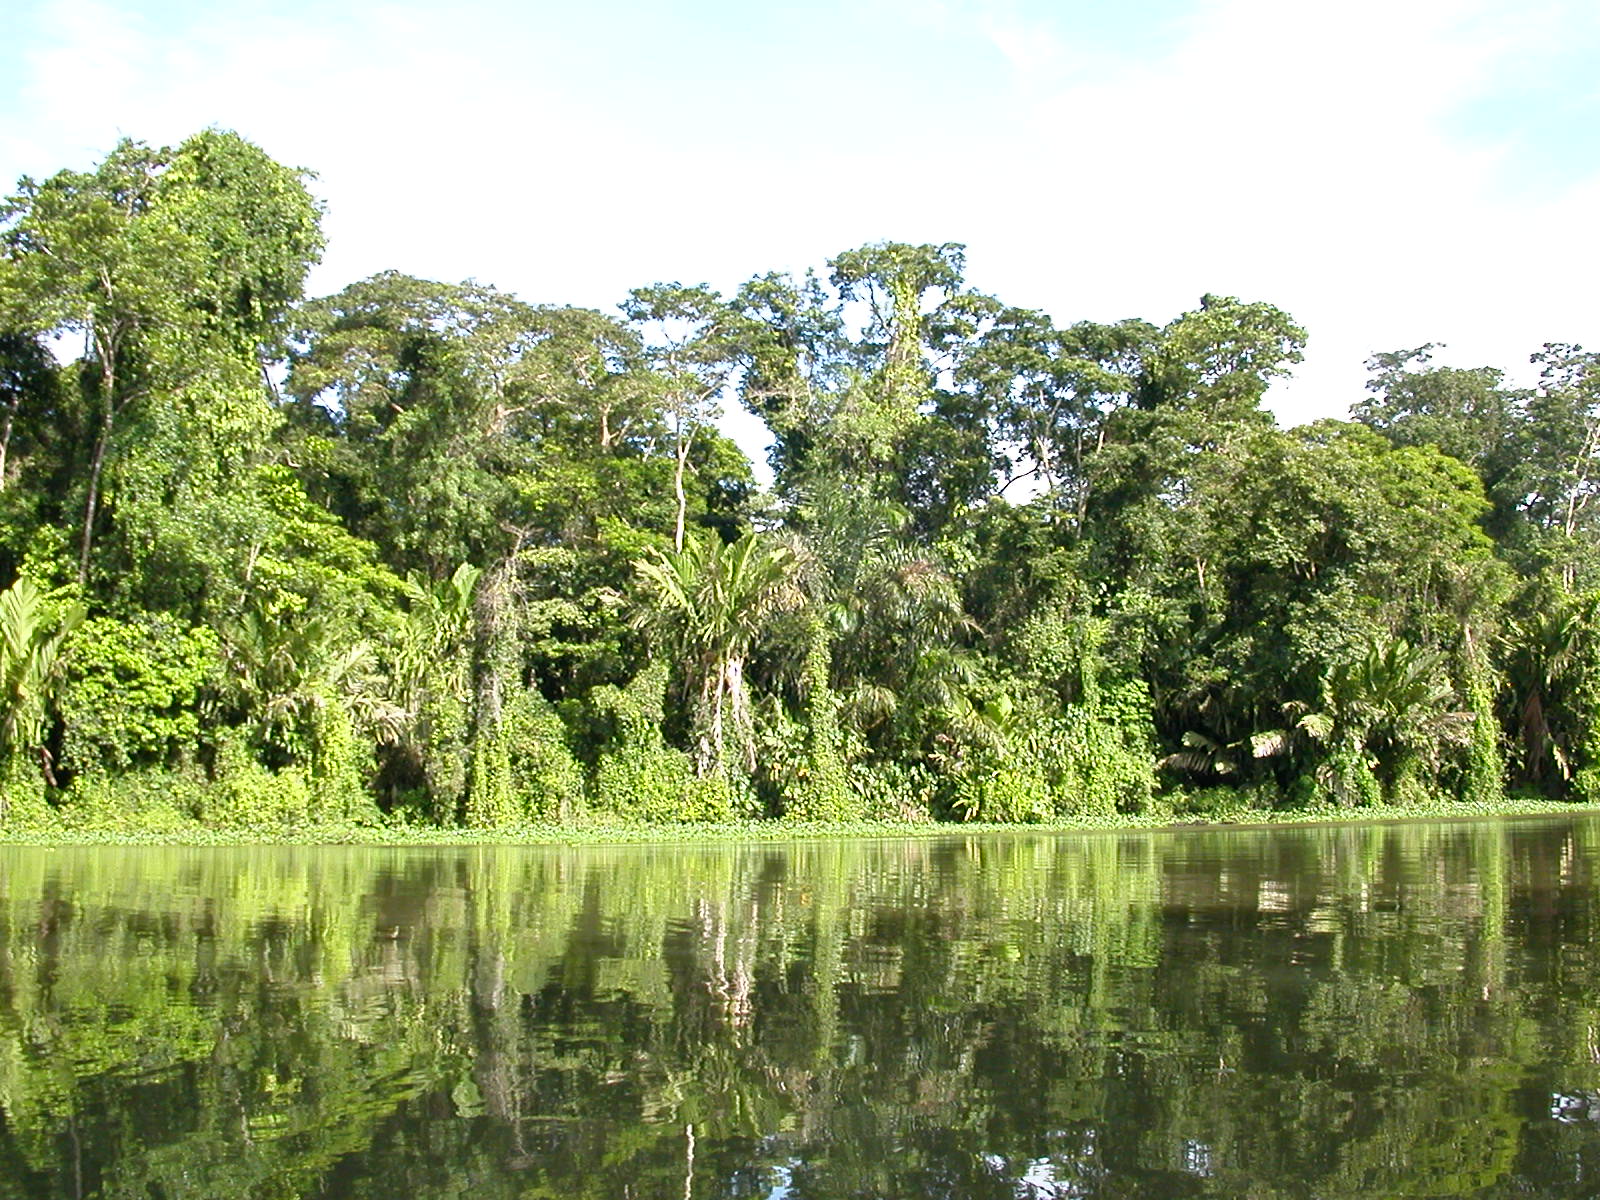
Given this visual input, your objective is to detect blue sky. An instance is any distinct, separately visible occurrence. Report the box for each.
[3,0,1598,463]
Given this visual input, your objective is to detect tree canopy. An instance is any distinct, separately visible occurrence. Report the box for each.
[0,132,1596,831]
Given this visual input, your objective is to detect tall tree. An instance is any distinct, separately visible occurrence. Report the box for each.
[0,132,321,586]
[621,283,739,551]
[959,310,1156,520]
[1515,344,1600,584]
[1355,345,1518,474]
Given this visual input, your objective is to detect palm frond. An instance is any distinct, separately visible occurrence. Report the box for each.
[1251,729,1292,758]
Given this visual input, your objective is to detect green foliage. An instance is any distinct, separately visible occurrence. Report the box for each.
[0,131,322,590]
[308,698,377,824]
[588,663,735,822]
[56,769,203,831]
[1052,678,1158,816]
[776,622,856,820]
[0,576,82,813]
[217,609,395,778]
[632,530,803,778]
[1460,649,1505,807]
[1298,638,1471,806]
[465,686,585,827]
[845,759,938,822]
[0,755,50,827]
[1003,612,1156,817]
[59,615,215,776]
[152,128,324,348]
[3,128,1599,828]
[199,737,312,827]
[1140,292,1307,423]
[593,740,733,823]
[381,563,478,818]
[1503,581,1600,796]
[945,737,1053,823]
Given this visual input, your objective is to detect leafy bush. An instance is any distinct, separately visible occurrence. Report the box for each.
[59,617,217,777]
[199,739,312,827]
[593,742,733,823]
[0,758,52,828]
[755,671,860,822]
[948,747,1053,823]
[1052,698,1156,815]
[466,687,585,827]
[848,761,937,823]
[57,771,203,831]
[577,662,733,822]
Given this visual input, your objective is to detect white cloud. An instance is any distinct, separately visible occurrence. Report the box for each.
[976,5,1068,81]
[949,0,1600,419]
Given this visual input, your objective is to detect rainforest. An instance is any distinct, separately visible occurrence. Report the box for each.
[1,128,1597,836]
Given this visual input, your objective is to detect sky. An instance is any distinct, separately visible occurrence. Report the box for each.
[3,0,1598,468]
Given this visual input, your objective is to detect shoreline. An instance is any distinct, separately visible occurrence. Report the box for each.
[0,795,1591,848]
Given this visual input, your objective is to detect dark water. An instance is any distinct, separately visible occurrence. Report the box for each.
[3,820,1600,1198]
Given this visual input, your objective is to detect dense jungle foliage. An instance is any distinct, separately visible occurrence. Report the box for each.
[1,129,1598,831]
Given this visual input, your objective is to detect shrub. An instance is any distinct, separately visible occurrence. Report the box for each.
[466,687,586,827]
[199,739,312,827]
[59,616,216,776]
[0,758,52,829]
[56,770,203,831]
[848,760,937,823]
[593,742,733,823]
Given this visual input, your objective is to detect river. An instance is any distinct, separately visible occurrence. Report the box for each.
[2,817,1598,1197]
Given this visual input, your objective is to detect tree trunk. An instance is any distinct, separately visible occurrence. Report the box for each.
[0,391,17,490]
[1522,690,1549,783]
[673,414,691,552]
[727,656,753,773]
[78,387,116,586]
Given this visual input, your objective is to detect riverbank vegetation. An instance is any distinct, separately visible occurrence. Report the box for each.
[1,130,1598,834]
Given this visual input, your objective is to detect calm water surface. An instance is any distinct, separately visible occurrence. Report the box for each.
[3,818,1600,1198]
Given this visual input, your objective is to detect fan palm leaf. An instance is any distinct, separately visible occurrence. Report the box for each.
[634,531,804,775]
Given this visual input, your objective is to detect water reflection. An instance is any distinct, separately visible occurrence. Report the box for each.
[2,820,1600,1197]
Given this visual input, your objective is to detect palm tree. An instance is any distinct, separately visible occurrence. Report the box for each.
[0,576,84,794]
[832,544,979,756]
[1297,637,1470,805]
[395,563,481,710]
[778,470,982,775]
[1504,584,1598,788]
[1165,687,1260,780]
[633,531,804,776]
[378,563,481,813]
[220,610,399,770]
